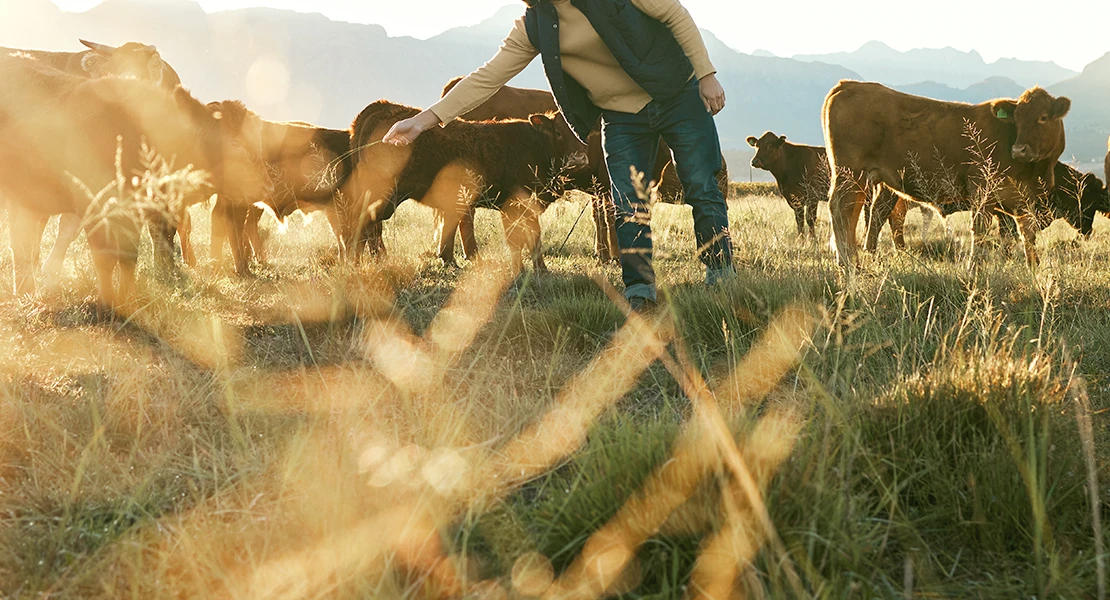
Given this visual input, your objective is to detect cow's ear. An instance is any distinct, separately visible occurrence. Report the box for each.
[992,100,1017,122]
[529,114,550,128]
[1051,97,1071,119]
[746,136,758,147]
[80,52,108,76]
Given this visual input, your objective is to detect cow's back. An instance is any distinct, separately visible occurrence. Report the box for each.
[443,76,558,121]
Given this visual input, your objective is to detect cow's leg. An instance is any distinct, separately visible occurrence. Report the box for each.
[86,235,117,310]
[806,198,818,239]
[323,203,345,257]
[603,193,620,263]
[828,172,864,266]
[245,205,267,265]
[459,207,480,262]
[887,196,908,250]
[790,201,805,237]
[861,201,872,239]
[210,197,230,261]
[43,213,82,281]
[967,207,997,264]
[148,215,178,274]
[917,203,936,243]
[602,193,620,263]
[179,209,196,268]
[217,202,250,276]
[992,212,1017,257]
[86,221,140,309]
[590,191,620,264]
[1015,212,1040,268]
[10,206,48,296]
[591,194,609,261]
[431,210,448,258]
[525,201,547,273]
[997,211,1019,241]
[863,199,885,253]
[434,208,462,267]
[500,197,546,273]
[116,243,139,308]
[361,221,385,257]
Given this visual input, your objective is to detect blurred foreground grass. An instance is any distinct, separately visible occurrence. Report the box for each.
[0,192,1108,598]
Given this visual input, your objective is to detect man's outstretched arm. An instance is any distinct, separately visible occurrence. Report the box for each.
[384,19,539,145]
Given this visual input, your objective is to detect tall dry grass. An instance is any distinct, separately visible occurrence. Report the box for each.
[0,166,1107,598]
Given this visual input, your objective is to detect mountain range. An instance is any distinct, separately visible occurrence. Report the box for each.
[2,0,1108,165]
[794,41,1078,89]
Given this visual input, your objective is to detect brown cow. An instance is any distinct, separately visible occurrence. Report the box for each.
[345,100,587,271]
[439,77,728,265]
[823,81,1070,267]
[0,55,271,307]
[5,40,191,276]
[207,113,353,271]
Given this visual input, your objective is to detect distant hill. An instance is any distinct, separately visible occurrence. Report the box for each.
[1,1,1106,161]
[896,76,1026,104]
[0,0,856,150]
[1050,52,1110,164]
[795,41,1077,89]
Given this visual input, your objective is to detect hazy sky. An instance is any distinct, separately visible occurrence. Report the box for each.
[49,0,1109,71]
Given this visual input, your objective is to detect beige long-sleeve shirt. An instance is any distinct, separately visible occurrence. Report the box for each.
[430,0,716,123]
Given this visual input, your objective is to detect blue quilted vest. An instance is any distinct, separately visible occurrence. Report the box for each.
[524,0,695,142]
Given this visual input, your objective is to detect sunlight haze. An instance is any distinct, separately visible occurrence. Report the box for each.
[47,0,1110,71]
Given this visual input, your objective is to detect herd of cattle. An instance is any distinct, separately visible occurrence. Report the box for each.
[0,39,1109,309]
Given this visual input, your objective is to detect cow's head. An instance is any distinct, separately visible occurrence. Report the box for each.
[79,39,173,88]
[1071,173,1104,237]
[991,87,1070,163]
[747,131,787,171]
[530,112,589,172]
[202,99,274,208]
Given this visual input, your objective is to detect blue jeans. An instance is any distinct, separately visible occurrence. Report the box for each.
[601,78,733,302]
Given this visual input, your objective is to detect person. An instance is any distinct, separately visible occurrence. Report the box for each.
[383,0,734,312]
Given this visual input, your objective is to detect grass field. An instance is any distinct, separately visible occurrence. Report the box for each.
[0,189,1108,598]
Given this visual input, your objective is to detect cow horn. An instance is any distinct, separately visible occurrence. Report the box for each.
[79,39,116,53]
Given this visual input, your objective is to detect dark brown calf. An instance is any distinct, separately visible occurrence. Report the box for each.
[348,100,587,271]
[745,132,827,238]
[340,101,424,259]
